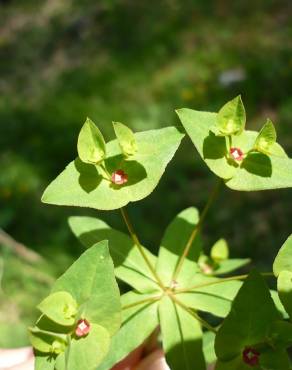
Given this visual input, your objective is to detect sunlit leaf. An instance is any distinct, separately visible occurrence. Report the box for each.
[113,122,137,156]
[254,119,277,155]
[42,127,184,210]
[69,216,159,293]
[77,118,106,164]
[159,296,206,370]
[211,239,229,262]
[37,291,78,326]
[215,95,246,136]
[97,291,159,370]
[52,241,121,336]
[273,234,292,276]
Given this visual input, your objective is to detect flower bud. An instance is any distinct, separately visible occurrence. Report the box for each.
[75,319,91,337]
[111,170,128,185]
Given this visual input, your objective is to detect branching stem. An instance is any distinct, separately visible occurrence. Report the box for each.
[172,179,222,282]
[122,295,162,310]
[120,207,165,290]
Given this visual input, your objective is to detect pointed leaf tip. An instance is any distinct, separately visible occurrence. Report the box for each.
[216,95,246,136]
[77,118,106,164]
[113,121,137,157]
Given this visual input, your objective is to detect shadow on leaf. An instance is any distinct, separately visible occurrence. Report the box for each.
[203,131,226,160]
[105,154,147,188]
[242,152,272,177]
[74,158,102,193]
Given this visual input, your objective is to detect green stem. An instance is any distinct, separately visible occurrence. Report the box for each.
[122,295,162,310]
[175,272,274,294]
[172,179,222,282]
[100,162,111,181]
[120,207,165,290]
[171,295,217,333]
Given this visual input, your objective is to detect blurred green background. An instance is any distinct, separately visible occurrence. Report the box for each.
[0,0,291,346]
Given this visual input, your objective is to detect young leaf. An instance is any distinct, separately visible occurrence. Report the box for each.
[210,239,229,262]
[37,291,78,326]
[52,241,121,336]
[28,327,67,354]
[216,95,246,136]
[159,296,206,370]
[63,324,110,370]
[42,127,184,210]
[113,122,137,156]
[254,119,277,154]
[68,216,159,293]
[277,270,292,319]
[77,118,106,164]
[97,291,159,370]
[215,270,280,363]
[156,207,202,288]
[273,234,292,277]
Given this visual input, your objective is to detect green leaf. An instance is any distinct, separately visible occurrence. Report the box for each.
[260,349,291,370]
[77,118,106,164]
[273,234,292,276]
[37,291,78,326]
[268,321,292,349]
[178,277,241,318]
[113,122,137,156]
[42,127,184,210]
[176,108,235,180]
[69,216,159,293]
[215,270,280,362]
[212,259,250,276]
[66,324,110,370]
[156,207,202,287]
[28,327,67,354]
[215,95,246,136]
[97,291,159,370]
[254,119,277,155]
[278,270,292,319]
[52,241,121,336]
[159,296,206,370]
[177,108,292,190]
[211,239,229,262]
[225,131,292,191]
[34,353,56,370]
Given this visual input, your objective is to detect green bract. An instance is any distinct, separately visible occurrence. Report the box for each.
[37,291,78,326]
[113,121,137,156]
[177,98,292,191]
[30,241,121,370]
[42,126,184,210]
[77,118,106,164]
[213,95,246,136]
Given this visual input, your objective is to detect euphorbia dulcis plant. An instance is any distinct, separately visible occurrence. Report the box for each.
[30,97,292,370]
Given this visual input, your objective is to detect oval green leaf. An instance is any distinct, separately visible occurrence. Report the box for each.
[113,122,137,156]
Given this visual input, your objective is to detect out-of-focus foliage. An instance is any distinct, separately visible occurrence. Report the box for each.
[0,0,291,346]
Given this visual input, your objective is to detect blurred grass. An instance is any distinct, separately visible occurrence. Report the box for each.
[0,0,292,346]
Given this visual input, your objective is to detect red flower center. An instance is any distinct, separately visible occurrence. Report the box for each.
[230,147,244,161]
[242,347,260,367]
[111,170,128,185]
[75,319,91,337]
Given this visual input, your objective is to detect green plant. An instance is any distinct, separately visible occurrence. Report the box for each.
[30,96,292,370]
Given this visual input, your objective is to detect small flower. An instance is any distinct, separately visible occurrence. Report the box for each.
[242,347,260,367]
[111,170,128,185]
[230,147,244,162]
[75,319,91,337]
